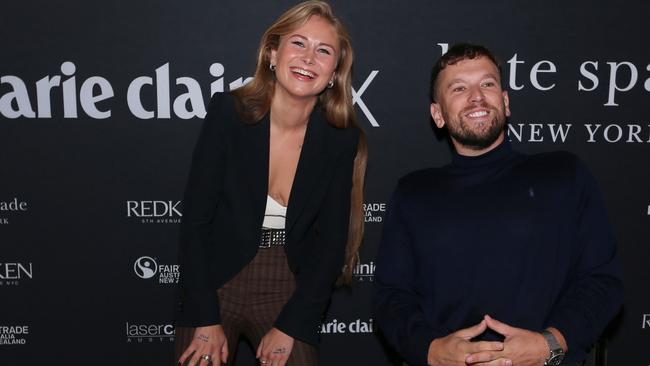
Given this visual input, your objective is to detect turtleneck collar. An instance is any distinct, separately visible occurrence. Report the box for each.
[451,139,514,169]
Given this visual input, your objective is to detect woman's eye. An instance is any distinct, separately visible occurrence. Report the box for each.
[318,48,331,55]
[292,41,304,47]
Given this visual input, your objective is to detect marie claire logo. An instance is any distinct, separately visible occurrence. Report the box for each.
[364,202,386,224]
[643,314,650,329]
[0,197,28,225]
[0,325,29,345]
[2,62,380,127]
[0,262,33,286]
[126,200,182,224]
[353,261,375,282]
[134,256,179,284]
[126,322,175,343]
[320,318,373,334]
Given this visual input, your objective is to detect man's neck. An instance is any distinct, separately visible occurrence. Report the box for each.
[452,133,505,157]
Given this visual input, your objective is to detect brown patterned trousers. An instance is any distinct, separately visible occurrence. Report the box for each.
[175,246,319,365]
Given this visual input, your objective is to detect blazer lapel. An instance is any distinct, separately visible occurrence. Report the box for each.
[242,113,270,228]
[286,106,330,233]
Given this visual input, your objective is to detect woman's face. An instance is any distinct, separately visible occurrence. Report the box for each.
[270,16,339,102]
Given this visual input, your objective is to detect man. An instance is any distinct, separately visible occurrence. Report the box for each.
[373,43,623,366]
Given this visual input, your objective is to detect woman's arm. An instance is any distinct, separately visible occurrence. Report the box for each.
[176,93,229,326]
[273,127,360,345]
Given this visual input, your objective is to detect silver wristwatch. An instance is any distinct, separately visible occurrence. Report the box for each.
[541,330,565,365]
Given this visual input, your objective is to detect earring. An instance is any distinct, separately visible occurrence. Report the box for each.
[327,78,334,88]
[269,64,276,71]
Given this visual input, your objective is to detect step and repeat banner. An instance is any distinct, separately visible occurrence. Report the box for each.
[1,1,649,365]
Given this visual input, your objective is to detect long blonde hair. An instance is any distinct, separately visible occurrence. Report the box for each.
[232,1,367,284]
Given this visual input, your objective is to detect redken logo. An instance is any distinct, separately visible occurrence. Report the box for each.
[126,200,182,224]
[0,262,33,286]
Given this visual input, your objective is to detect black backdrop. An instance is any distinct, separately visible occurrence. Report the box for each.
[1,1,649,365]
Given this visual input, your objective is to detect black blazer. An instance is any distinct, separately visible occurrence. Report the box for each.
[175,92,359,345]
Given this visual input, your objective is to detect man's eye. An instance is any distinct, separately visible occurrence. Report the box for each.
[482,81,496,87]
[452,86,466,92]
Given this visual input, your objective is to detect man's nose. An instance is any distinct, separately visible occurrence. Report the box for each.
[468,85,485,102]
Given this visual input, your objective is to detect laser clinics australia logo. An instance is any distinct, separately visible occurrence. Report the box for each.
[643,314,650,329]
[126,200,182,224]
[126,322,175,343]
[0,325,29,345]
[0,262,33,286]
[1,61,381,127]
[364,202,386,224]
[353,261,375,282]
[134,256,179,284]
[0,197,29,225]
[320,318,373,335]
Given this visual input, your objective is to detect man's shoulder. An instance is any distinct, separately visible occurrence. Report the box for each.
[396,166,448,193]
[518,149,582,175]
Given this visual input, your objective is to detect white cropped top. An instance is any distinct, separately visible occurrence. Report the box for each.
[262,195,287,229]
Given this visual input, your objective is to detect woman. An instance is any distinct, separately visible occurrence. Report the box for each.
[174,1,367,365]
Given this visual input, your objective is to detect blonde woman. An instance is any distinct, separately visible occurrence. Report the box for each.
[174,2,366,365]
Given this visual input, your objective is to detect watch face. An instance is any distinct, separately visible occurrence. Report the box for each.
[547,353,565,366]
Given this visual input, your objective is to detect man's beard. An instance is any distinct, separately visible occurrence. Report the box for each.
[443,103,506,151]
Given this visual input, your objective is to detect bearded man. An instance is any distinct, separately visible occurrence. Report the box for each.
[373,43,623,366]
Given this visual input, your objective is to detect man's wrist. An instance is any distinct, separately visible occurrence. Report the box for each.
[545,327,568,352]
[540,328,566,365]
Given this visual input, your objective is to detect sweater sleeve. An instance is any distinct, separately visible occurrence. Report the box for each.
[373,184,443,366]
[546,158,623,360]
[175,93,228,327]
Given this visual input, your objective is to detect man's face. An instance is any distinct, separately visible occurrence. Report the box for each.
[430,56,510,156]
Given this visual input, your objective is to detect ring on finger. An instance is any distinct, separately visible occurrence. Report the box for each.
[201,354,212,362]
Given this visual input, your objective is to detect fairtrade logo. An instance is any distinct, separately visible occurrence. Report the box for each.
[134,257,158,279]
[0,325,29,345]
[0,198,29,225]
[363,202,386,223]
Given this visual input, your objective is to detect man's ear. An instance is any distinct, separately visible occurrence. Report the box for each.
[430,103,446,128]
[503,91,511,117]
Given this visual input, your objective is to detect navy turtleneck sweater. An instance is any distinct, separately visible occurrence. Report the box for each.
[374,141,623,366]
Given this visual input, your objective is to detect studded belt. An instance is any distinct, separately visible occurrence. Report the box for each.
[259,228,286,248]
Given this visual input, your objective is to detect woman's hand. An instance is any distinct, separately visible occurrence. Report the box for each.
[179,325,228,366]
[256,327,294,366]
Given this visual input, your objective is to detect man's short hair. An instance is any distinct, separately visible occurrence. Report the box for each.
[430,43,503,102]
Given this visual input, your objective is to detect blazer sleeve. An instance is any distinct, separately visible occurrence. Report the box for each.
[175,93,228,326]
[274,128,360,345]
